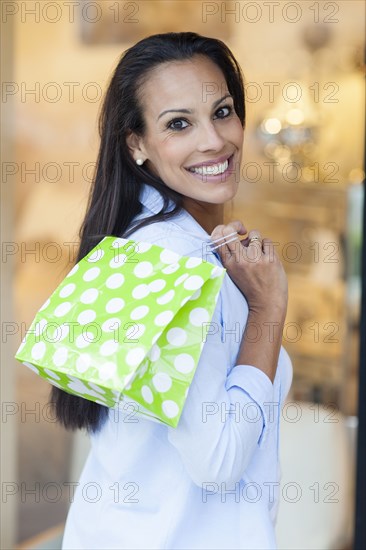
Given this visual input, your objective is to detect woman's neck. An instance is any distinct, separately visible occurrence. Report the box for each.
[182,199,224,235]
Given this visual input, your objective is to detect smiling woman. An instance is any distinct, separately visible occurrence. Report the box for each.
[54,32,292,550]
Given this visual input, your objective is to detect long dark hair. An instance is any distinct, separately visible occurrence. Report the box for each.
[50,31,246,433]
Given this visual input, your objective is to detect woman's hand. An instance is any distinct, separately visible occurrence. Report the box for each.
[210,220,288,315]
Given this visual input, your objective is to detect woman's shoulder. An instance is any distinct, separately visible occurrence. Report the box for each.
[124,218,215,262]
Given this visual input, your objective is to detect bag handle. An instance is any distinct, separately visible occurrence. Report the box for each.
[187,231,239,257]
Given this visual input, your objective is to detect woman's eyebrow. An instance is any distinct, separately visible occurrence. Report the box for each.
[157,93,233,121]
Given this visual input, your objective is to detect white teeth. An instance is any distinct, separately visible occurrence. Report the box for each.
[190,159,229,176]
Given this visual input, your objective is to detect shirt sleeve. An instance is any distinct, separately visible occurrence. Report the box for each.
[269,347,293,524]
[167,295,275,488]
[278,345,293,407]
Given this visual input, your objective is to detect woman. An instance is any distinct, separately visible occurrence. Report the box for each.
[58,32,292,549]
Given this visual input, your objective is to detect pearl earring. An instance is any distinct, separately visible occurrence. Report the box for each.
[136,159,144,166]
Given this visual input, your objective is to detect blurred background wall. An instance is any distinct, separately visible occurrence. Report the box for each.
[1,1,365,548]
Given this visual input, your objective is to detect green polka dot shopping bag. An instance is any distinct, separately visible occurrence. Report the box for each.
[15,236,226,427]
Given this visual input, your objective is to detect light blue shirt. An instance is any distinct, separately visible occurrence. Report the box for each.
[62,183,293,550]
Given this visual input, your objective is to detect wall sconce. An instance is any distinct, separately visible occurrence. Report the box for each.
[257,91,320,180]
[256,24,332,182]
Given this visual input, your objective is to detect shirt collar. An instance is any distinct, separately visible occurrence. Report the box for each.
[138,184,223,262]
[138,183,213,242]
[139,183,175,215]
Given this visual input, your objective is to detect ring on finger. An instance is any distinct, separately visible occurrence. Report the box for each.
[249,236,262,244]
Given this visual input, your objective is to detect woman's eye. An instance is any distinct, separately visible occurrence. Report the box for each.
[215,105,232,118]
[167,118,189,131]
[166,106,232,131]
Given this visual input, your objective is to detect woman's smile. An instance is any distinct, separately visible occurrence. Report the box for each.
[184,152,235,182]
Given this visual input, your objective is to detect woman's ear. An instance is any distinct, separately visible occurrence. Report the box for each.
[126,131,147,163]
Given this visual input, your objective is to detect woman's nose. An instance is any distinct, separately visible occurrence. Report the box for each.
[196,122,225,152]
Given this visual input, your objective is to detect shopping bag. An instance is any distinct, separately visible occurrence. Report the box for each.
[15,236,225,427]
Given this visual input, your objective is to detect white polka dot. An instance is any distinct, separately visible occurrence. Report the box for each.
[167,327,187,346]
[75,333,93,349]
[157,289,175,304]
[76,353,91,373]
[112,238,128,248]
[59,283,76,298]
[98,361,117,380]
[124,371,137,390]
[80,288,99,304]
[162,400,179,418]
[106,298,125,313]
[186,257,203,268]
[34,319,47,337]
[66,264,79,277]
[89,383,106,394]
[67,379,88,393]
[101,318,121,332]
[125,347,146,367]
[151,332,161,346]
[184,275,204,291]
[67,379,104,399]
[152,372,172,393]
[77,309,96,325]
[161,263,180,275]
[174,353,195,374]
[149,279,166,292]
[137,241,152,253]
[106,273,125,289]
[124,243,136,254]
[132,284,150,299]
[44,368,61,380]
[53,324,70,342]
[23,361,40,374]
[39,298,51,311]
[102,318,121,332]
[100,340,119,356]
[137,361,149,379]
[109,254,127,268]
[141,385,154,404]
[180,296,191,307]
[133,261,153,278]
[190,288,202,301]
[83,267,100,282]
[52,347,68,367]
[154,311,174,326]
[125,323,145,340]
[147,344,160,362]
[54,302,72,317]
[88,248,104,262]
[211,266,224,278]
[31,342,46,360]
[49,324,61,342]
[189,307,210,326]
[160,249,180,264]
[130,306,149,320]
[174,273,189,286]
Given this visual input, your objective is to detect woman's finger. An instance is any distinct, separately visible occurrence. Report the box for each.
[210,221,246,261]
[262,237,275,261]
[231,220,247,235]
[245,230,263,262]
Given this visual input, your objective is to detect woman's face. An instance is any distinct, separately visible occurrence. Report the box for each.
[127,55,244,228]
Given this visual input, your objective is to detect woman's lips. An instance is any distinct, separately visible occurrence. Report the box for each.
[186,153,233,170]
[185,154,235,182]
